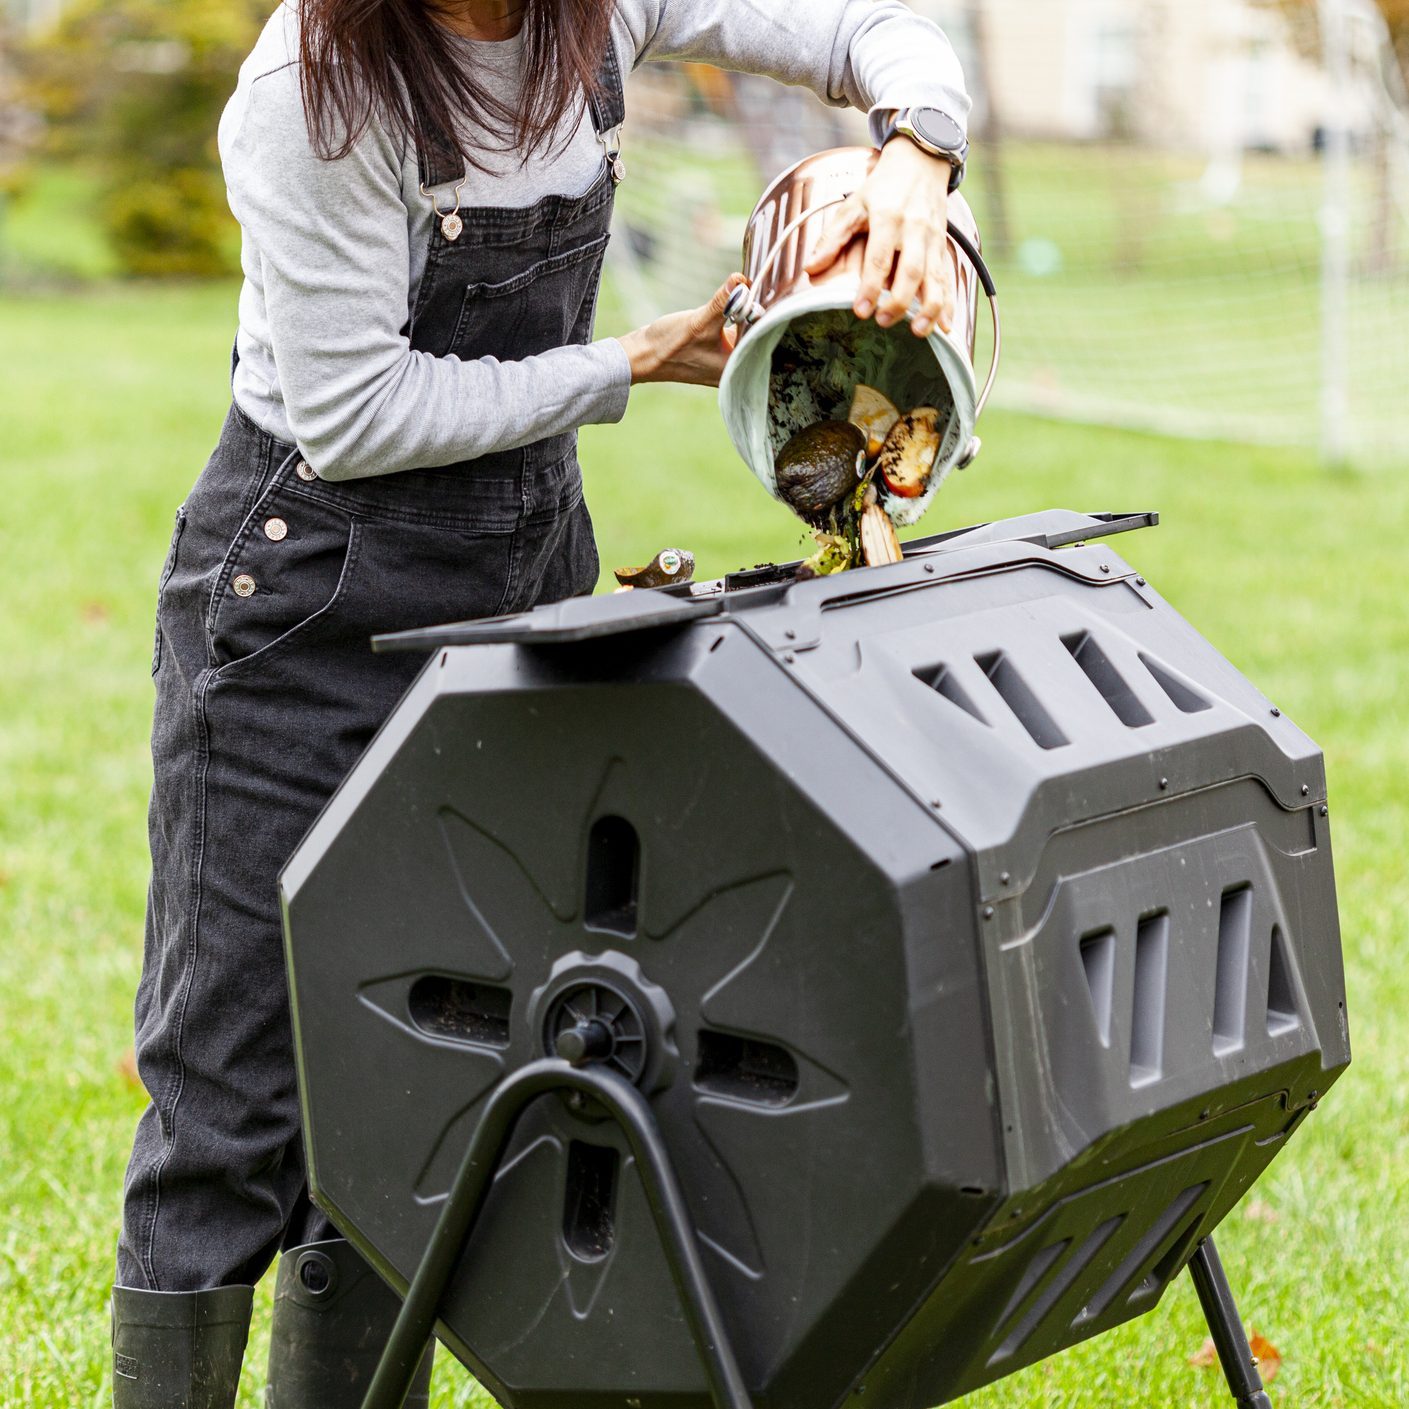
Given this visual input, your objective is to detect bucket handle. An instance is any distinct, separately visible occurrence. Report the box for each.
[724,196,1002,419]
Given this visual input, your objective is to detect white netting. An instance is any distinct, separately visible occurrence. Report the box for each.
[610,0,1409,466]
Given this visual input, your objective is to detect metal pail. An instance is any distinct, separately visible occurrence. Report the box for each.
[720,146,1000,527]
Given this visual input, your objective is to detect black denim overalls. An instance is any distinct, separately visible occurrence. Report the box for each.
[118,52,625,1292]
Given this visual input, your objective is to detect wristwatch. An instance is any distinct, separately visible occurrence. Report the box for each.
[882,108,969,192]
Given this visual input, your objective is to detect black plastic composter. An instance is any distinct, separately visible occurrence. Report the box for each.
[281,510,1350,1409]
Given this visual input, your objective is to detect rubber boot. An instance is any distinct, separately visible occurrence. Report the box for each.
[265,1238,434,1408]
[111,1284,253,1409]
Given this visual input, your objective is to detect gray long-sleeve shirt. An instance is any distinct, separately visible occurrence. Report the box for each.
[218,2,969,482]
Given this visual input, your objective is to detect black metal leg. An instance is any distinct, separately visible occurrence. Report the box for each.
[1188,1238,1273,1409]
[360,1059,755,1409]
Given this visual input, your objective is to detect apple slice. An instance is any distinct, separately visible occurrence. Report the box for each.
[848,384,902,459]
[877,408,942,500]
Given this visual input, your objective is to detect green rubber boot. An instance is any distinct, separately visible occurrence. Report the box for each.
[265,1238,434,1408]
[111,1284,253,1409]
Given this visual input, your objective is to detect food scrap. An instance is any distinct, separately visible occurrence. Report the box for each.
[860,488,904,567]
[777,384,942,578]
[614,549,696,591]
[775,422,868,519]
[877,408,942,500]
[848,384,901,458]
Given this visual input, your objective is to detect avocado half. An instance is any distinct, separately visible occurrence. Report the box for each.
[774,421,867,519]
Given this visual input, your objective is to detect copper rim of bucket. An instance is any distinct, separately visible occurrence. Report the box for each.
[724,147,1001,418]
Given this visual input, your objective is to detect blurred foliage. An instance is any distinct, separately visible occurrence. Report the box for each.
[1261,0,1409,69]
[0,20,42,201]
[21,0,267,277]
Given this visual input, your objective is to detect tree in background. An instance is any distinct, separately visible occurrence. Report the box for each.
[1262,0,1409,63]
[1264,0,1408,275]
[22,0,266,277]
[1,19,41,197]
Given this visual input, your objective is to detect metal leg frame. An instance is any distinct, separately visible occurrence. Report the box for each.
[362,1072,1273,1409]
[1188,1238,1274,1409]
[361,1059,755,1409]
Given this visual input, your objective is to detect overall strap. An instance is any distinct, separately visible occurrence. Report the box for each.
[417,37,628,193]
[418,125,465,195]
[587,38,626,139]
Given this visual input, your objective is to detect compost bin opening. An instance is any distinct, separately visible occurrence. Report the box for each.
[407,977,511,1049]
[563,1141,619,1263]
[695,1031,800,1106]
[586,816,640,938]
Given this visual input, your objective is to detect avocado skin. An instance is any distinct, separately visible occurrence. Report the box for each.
[775,422,866,518]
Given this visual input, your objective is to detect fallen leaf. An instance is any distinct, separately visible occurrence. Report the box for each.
[1250,1332,1282,1383]
[118,1047,142,1089]
[81,601,112,625]
[1189,1331,1280,1384]
[1243,1199,1281,1225]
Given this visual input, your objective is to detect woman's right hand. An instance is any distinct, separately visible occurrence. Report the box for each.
[617,275,749,388]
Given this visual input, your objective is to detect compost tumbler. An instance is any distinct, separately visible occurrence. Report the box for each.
[280,509,1350,1409]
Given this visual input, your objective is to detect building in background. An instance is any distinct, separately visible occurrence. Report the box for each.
[923,0,1331,153]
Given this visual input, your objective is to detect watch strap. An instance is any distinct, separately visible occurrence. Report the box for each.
[883,108,967,193]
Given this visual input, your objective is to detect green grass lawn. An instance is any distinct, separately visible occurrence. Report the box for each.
[0,278,1406,1408]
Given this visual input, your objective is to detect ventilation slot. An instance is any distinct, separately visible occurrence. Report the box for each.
[976,651,1069,749]
[1063,633,1154,728]
[1267,926,1302,1036]
[1139,654,1213,714]
[695,1032,799,1107]
[585,815,640,939]
[1075,1184,1208,1326]
[988,1217,1123,1365]
[1213,887,1252,1056]
[995,1240,1069,1330]
[1130,913,1169,1086]
[915,664,989,724]
[1146,1210,1208,1289]
[562,1141,619,1263]
[1080,928,1117,1048]
[408,977,511,1049]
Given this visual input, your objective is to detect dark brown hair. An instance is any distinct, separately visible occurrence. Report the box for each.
[298,0,613,173]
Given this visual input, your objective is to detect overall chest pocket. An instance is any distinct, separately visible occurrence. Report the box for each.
[447,231,610,364]
[206,484,359,677]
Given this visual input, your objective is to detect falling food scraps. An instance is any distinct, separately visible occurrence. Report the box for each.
[774,385,942,577]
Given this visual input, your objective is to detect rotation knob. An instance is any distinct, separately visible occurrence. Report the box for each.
[545,982,648,1082]
[556,1017,616,1067]
[531,951,678,1093]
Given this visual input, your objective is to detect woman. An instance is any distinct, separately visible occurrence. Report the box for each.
[113,1,970,1404]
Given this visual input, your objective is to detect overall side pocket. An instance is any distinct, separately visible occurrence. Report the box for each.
[206,486,359,678]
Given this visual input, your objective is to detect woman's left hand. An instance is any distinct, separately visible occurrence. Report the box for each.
[804,140,955,338]
[618,274,749,387]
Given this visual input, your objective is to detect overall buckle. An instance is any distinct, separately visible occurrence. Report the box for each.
[600,126,626,186]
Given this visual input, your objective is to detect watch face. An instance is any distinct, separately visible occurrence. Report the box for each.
[910,109,966,155]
